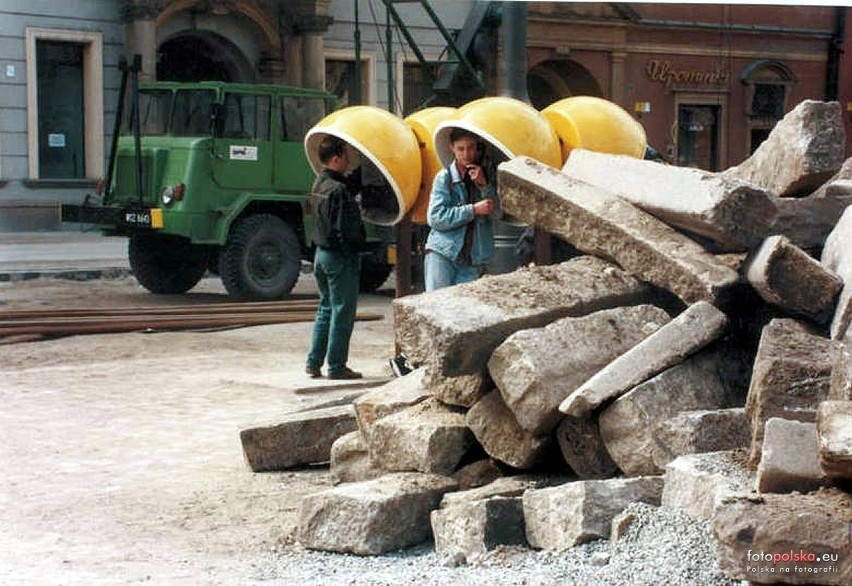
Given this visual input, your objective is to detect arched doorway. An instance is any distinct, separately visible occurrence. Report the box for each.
[527,60,603,110]
[157,31,256,83]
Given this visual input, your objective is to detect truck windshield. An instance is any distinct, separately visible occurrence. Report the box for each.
[122,89,216,137]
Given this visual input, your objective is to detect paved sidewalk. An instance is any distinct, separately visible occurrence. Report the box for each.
[0,231,129,280]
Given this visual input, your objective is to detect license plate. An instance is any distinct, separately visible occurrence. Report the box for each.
[124,209,163,228]
[124,210,150,226]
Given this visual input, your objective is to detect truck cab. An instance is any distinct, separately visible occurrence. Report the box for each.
[63,80,394,299]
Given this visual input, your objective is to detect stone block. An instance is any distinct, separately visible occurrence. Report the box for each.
[769,195,851,250]
[745,318,836,466]
[439,475,560,509]
[555,415,619,479]
[490,304,670,435]
[366,397,473,475]
[560,301,727,418]
[817,401,852,481]
[465,390,553,470]
[599,348,735,476]
[713,488,852,585]
[353,369,430,436]
[451,459,504,491]
[723,100,845,197]
[240,404,357,472]
[423,365,489,408]
[652,408,751,470]
[824,178,852,197]
[523,476,664,550]
[821,205,852,340]
[330,430,382,485]
[393,256,649,378]
[755,418,827,493]
[499,157,740,303]
[432,496,526,564]
[661,450,754,520]
[830,341,852,401]
[298,472,457,555]
[745,235,842,324]
[811,156,852,198]
[562,149,777,251]
[433,475,567,563]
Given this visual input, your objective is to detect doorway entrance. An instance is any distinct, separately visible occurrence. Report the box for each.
[677,104,719,170]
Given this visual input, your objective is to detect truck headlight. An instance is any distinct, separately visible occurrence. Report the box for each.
[161,186,174,206]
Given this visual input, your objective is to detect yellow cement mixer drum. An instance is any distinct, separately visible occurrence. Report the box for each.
[305,105,421,226]
[433,96,562,169]
[542,96,647,163]
[404,106,456,225]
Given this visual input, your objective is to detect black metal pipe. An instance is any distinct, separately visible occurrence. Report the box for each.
[826,7,846,101]
[354,0,361,104]
[103,56,130,205]
[130,54,144,206]
[501,1,529,102]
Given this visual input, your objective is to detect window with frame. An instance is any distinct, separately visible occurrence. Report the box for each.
[171,90,217,136]
[402,62,431,117]
[126,89,172,136]
[221,93,270,140]
[279,96,330,142]
[325,55,372,107]
[36,41,85,179]
[741,60,795,154]
[677,104,720,171]
[26,28,103,180]
[750,84,785,119]
[326,59,359,107]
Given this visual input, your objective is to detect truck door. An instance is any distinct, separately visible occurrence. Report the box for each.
[212,91,273,190]
[274,95,330,193]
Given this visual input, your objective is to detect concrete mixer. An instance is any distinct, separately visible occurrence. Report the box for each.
[305,105,422,226]
[303,95,647,280]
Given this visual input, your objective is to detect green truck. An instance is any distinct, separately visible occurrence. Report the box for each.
[63,60,394,300]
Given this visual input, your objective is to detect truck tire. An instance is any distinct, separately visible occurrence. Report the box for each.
[129,233,208,294]
[220,214,300,300]
[359,256,393,293]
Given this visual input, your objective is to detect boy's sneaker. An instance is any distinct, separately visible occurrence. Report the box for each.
[306,366,322,378]
[328,367,363,380]
[389,353,414,377]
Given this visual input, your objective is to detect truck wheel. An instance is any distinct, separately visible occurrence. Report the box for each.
[129,233,208,294]
[220,214,300,300]
[359,256,393,293]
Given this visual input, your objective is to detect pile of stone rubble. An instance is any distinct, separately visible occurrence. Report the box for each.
[241,100,851,585]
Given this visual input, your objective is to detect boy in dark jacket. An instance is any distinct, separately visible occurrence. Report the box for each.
[306,136,366,379]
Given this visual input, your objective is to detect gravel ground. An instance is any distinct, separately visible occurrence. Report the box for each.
[246,503,742,586]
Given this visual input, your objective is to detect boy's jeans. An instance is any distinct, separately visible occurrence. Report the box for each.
[424,250,480,291]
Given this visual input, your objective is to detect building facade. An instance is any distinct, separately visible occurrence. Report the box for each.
[0,1,849,231]
[523,3,852,170]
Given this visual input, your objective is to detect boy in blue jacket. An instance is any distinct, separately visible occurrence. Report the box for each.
[424,128,500,290]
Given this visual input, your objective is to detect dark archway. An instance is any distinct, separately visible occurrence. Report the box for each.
[527,59,603,110]
[157,31,256,83]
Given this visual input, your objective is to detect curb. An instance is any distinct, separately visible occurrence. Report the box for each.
[0,267,133,283]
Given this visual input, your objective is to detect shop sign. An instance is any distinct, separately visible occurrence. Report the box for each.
[646,60,730,87]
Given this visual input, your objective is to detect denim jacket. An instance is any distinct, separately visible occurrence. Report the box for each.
[425,163,501,266]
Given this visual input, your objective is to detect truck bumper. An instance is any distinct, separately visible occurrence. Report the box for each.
[62,203,164,230]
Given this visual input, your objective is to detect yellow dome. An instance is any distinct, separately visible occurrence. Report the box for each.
[434,96,562,169]
[305,105,421,226]
[542,96,647,163]
[404,106,456,225]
